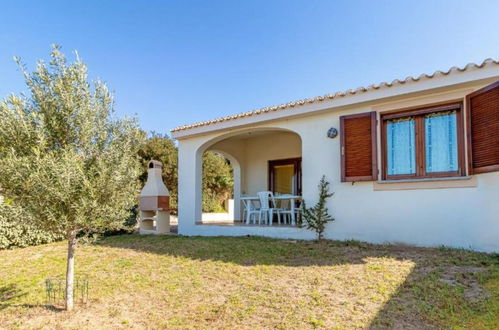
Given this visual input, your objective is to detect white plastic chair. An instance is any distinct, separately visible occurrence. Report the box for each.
[278,199,293,225]
[279,197,301,226]
[257,191,281,225]
[242,198,260,224]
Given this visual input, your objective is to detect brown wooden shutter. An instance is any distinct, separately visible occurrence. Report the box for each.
[340,111,378,182]
[466,81,499,174]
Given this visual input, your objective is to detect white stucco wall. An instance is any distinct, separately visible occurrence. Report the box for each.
[176,79,499,252]
[243,132,301,195]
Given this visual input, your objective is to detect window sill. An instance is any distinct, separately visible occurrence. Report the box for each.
[373,176,477,191]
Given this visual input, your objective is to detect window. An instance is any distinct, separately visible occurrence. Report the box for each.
[268,158,301,195]
[386,117,415,175]
[381,103,465,180]
[425,111,458,173]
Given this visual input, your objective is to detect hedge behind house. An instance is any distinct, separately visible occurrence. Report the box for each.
[0,203,64,249]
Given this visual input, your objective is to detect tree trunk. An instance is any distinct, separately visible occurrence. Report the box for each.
[65,230,77,311]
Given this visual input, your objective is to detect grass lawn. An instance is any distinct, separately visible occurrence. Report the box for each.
[1,235,498,329]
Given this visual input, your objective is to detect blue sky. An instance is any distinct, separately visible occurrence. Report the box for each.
[1,1,499,135]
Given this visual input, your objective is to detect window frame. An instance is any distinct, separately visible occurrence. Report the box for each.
[268,157,302,195]
[380,102,466,181]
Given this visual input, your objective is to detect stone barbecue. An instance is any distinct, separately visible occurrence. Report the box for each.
[139,160,170,234]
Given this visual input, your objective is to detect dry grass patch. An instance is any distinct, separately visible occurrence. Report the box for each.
[0,235,498,329]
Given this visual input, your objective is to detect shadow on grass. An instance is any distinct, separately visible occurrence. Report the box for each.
[97,234,498,328]
[0,283,26,310]
[0,283,68,312]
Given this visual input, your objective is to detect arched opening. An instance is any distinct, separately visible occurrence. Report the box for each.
[195,128,302,226]
[199,151,237,223]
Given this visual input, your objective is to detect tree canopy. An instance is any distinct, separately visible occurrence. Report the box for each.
[0,46,144,309]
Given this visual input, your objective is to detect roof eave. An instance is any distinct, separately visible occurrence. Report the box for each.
[171,60,499,140]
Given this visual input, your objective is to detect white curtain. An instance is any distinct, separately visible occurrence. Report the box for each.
[425,111,458,172]
[387,118,415,175]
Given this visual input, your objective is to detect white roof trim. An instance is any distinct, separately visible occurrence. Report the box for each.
[171,58,499,139]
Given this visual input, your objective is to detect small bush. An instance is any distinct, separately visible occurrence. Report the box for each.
[0,202,64,249]
[301,175,335,240]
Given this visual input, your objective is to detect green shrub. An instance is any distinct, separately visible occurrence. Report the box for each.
[0,200,138,249]
[202,152,233,212]
[0,202,64,249]
[301,175,335,240]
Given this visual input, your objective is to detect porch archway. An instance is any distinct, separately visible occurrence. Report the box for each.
[194,127,303,225]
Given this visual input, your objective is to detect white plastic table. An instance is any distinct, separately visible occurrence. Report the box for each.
[241,194,302,225]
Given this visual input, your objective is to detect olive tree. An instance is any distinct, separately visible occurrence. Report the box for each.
[0,46,144,310]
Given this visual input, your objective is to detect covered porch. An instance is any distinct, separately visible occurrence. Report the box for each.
[177,126,315,238]
[201,128,302,226]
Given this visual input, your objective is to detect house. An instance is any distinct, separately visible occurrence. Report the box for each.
[171,59,499,253]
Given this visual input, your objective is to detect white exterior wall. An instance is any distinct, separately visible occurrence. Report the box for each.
[176,78,499,252]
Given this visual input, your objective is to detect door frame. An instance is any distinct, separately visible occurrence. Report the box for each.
[268,157,302,195]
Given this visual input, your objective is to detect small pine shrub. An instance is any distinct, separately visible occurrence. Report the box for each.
[301,176,335,240]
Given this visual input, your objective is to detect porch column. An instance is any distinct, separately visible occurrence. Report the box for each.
[232,163,241,221]
[177,140,203,233]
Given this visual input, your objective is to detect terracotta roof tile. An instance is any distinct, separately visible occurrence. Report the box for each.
[171,58,499,133]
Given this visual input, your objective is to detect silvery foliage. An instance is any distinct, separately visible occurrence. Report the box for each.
[0,200,64,249]
[0,46,145,237]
